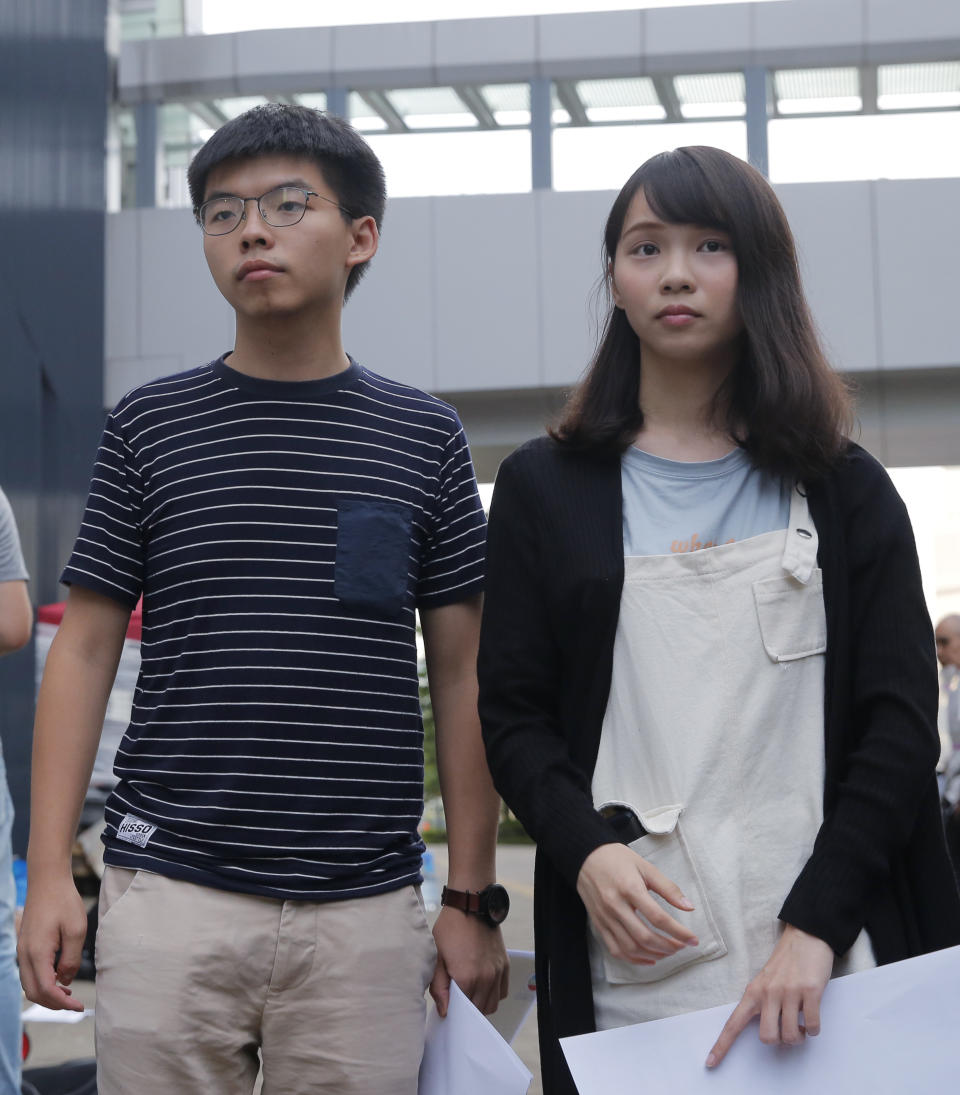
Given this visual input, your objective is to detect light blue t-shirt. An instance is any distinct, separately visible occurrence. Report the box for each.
[0,489,28,583]
[621,446,790,557]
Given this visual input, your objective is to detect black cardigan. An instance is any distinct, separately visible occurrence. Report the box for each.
[478,436,960,1095]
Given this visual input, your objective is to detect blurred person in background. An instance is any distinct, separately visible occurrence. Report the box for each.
[936,615,960,756]
[0,486,32,1093]
[936,615,960,879]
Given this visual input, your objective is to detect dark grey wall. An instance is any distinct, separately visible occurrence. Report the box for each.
[0,0,108,853]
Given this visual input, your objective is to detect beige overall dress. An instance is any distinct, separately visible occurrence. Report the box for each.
[589,483,874,1029]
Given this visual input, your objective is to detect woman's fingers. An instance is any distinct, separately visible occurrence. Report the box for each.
[632,887,699,948]
[577,843,699,964]
[596,907,676,962]
[706,993,758,1067]
[758,991,787,1044]
[776,990,807,1045]
[707,925,834,1067]
[801,989,822,1036]
[640,859,696,913]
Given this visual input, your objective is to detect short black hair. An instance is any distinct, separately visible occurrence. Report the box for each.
[187,104,386,300]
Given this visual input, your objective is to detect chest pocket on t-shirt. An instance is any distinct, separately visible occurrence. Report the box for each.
[335,499,413,617]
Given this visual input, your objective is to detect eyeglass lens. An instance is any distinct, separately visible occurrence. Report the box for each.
[200,187,311,235]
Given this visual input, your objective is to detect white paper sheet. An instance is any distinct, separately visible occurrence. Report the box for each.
[488,950,537,1045]
[21,1003,94,1024]
[419,980,532,1095]
[561,944,960,1094]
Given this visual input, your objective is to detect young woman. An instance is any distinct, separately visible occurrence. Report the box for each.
[477,146,960,1095]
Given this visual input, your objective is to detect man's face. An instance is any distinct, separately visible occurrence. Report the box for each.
[935,620,960,669]
[200,155,375,319]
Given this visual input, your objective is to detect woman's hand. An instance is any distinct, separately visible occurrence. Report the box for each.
[577,842,699,963]
[706,923,835,1067]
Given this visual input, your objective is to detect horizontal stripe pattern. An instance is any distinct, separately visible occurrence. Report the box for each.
[62,357,485,900]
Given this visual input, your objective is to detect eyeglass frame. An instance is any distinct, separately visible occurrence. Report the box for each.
[195,186,357,236]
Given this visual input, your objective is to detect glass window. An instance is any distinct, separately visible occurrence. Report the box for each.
[553,121,747,192]
[349,93,389,133]
[878,61,960,111]
[295,93,328,111]
[769,112,960,183]
[673,73,745,119]
[368,130,531,197]
[577,78,665,124]
[888,466,960,622]
[481,83,531,127]
[387,87,477,130]
[774,68,861,115]
[213,96,270,121]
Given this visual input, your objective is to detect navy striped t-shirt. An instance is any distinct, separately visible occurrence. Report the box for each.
[62,356,486,901]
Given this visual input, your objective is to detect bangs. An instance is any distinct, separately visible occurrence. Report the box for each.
[635,147,732,232]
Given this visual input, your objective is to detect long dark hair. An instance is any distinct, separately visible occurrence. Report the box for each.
[551,146,853,480]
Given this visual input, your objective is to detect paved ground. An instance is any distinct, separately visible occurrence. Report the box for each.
[22,842,543,1093]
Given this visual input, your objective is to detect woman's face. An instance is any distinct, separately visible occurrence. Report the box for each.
[610,189,743,371]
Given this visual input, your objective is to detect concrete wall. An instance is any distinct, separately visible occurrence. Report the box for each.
[105,178,960,397]
[105,177,960,479]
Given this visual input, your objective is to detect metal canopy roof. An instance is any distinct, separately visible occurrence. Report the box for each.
[155,61,958,146]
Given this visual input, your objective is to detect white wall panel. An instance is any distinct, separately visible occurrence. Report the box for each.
[538,11,643,78]
[105,355,183,409]
[342,197,435,390]
[143,32,235,96]
[874,180,960,370]
[644,2,753,61]
[434,16,537,83]
[332,22,432,85]
[136,209,233,367]
[104,212,139,362]
[433,195,539,392]
[775,181,878,373]
[106,180,960,406]
[754,0,864,52]
[234,28,333,93]
[866,0,960,44]
[537,189,616,387]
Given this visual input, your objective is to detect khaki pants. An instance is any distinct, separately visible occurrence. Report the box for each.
[95,867,437,1095]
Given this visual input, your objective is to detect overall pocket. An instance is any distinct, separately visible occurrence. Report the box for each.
[334,499,413,617]
[752,570,827,662]
[591,804,727,985]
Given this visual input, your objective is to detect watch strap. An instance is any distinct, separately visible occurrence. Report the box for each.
[440,885,483,916]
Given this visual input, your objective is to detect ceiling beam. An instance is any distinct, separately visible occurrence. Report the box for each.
[357,89,408,133]
[651,75,683,122]
[554,80,589,126]
[186,100,229,129]
[454,85,497,129]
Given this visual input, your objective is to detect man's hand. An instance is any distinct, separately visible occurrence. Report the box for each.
[577,842,698,963]
[706,923,834,1068]
[19,588,129,1011]
[18,872,89,1012]
[429,905,509,1017]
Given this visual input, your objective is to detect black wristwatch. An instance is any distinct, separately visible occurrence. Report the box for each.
[440,883,510,928]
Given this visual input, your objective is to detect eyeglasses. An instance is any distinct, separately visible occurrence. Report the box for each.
[197,186,355,236]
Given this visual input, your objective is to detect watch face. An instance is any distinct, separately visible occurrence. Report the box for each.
[483,884,510,924]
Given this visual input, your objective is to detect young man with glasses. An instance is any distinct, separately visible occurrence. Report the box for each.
[18,105,508,1094]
